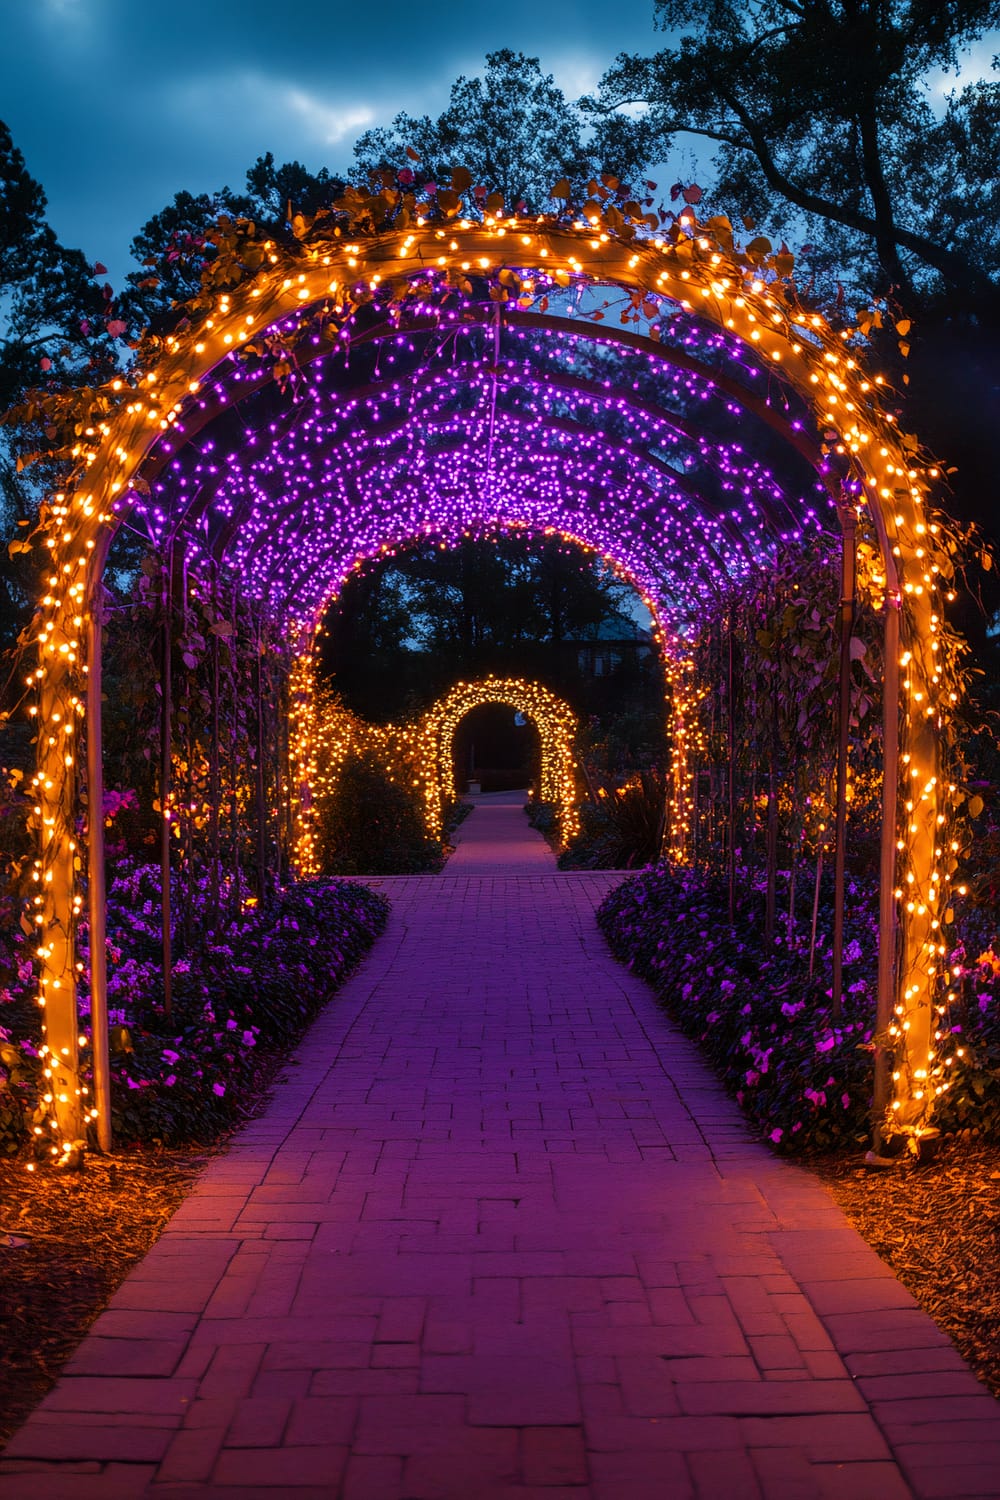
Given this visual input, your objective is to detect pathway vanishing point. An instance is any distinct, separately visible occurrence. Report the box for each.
[3,793,1000,1499]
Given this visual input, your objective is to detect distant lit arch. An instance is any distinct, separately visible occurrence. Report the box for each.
[426,676,579,842]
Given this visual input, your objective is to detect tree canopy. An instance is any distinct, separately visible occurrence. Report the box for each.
[352,49,640,214]
[0,121,128,664]
[320,536,653,723]
[585,0,1000,318]
[0,121,123,416]
[123,153,347,328]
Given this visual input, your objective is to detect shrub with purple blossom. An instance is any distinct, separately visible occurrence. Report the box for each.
[0,861,388,1151]
[597,861,1000,1152]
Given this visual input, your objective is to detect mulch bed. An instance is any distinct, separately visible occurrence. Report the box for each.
[0,1146,209,1448]
[813,1137,1000,1398]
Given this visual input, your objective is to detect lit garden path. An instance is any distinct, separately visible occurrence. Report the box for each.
[4,805,1000,1498]
[445,789,559,874]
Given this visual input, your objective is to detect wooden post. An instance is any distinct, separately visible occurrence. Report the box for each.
[85,586,112,1152]
[209,566,221,931]
[160,548,174,1017]
[176,548,194,952]
[36,634,83,1144]
[873,594,901,1147]
[831,513,858,1020]
[727,609,736,922]
[277,660,290,884]
[229,580,242,912]
[255,614,268,902]
[809,842,824,978]
[691,764,700,871]
[764,673,780,944]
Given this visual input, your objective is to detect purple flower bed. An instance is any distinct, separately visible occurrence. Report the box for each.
[597,863,1000,1152]
[0,863,388,1151]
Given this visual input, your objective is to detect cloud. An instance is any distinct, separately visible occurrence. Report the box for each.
[0,0,663,277]
[164,70,375,156]
[546,54,603,104]
[283,87,375,147]
[35,0,107,39]
[926,38,998,107]
[40,0,88,17]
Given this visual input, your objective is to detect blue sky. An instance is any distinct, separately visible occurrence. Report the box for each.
[0,0,667,286]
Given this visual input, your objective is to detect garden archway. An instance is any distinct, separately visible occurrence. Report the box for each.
[426,676,579,842]
[295,673,580,863]
[25,205,961,1152]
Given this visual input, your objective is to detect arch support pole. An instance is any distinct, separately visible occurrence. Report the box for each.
[832,513,858,1020]
[35,631,83,1146]
[85,585,111,1152]
[666,660,694,862]
[873,592,901,1146]
[895,601,941,1132]
[288,648,319,877]
[159,548,174,1016]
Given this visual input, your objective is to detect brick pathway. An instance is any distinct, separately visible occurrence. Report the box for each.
[4,801,1000,1498]
[445,790,559,874]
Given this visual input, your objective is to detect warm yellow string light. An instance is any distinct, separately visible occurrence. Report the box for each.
[426,677,580,843]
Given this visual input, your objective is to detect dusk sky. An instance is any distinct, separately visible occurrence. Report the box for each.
[0,0,669,287]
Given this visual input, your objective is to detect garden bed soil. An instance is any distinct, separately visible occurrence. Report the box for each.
[813,1137,1000,1398]
[0,1146,208,1448]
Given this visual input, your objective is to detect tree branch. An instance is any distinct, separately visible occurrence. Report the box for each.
[856,105,915,302]
[718,88,998,305]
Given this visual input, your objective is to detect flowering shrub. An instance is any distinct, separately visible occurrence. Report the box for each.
[0,864,388,1151]
[598,862,1000,1152]
[598,864,879,1151]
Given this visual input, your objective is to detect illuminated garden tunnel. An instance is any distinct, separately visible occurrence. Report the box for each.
[26,204,964,1155]
[427,676,579,840]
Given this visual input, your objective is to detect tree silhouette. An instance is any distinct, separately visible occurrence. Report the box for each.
[585,0,1000,317]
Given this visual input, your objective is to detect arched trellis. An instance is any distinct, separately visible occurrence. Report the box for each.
[24,208,961,1155]
[425,677,579,842]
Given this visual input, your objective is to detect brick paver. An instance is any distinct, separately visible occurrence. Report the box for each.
[3,796,1000,1498]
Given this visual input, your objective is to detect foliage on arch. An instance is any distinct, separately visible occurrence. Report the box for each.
[5,167,976,1145]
